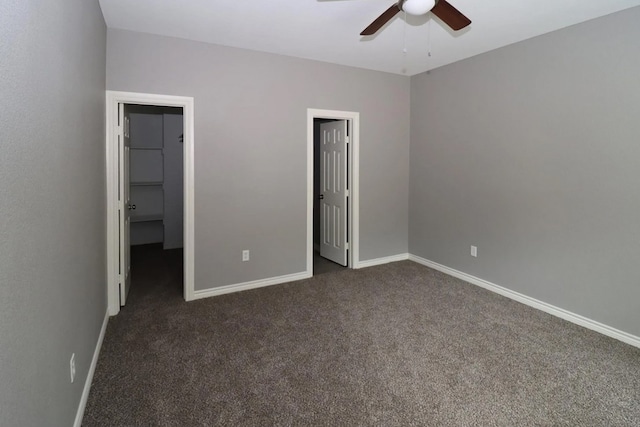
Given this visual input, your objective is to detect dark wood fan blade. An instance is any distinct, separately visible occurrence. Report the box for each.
[431,0,471,31]
[360,4,401,36]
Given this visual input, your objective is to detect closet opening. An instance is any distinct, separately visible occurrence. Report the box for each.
[306,108,360,276]
[126,104,184,302]
[106,91,194,315]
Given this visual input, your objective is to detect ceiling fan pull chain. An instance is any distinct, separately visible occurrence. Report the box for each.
[401,11,408,73]
[427,19,432,57]
[402,10,408,54]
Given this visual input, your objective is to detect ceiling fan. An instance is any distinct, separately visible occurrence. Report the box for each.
[360,0,471,36]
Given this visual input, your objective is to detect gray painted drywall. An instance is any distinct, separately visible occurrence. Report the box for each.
[163,112,184,249]
[129,108,183,247]
[130,149,163,183]
[0,1,106,426]
[129,111,163,149]
[106,29,410,290]
[130,220,164,246]
[129,111,164,245]
[409,7,640,337]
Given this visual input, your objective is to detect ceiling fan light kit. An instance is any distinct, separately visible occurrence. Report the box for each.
[402,0,436,16]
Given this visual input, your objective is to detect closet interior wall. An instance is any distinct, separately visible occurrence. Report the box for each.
[128,105,184,249]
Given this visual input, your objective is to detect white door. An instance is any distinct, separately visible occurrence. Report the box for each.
[118,103,132,305]
[320,120,348,266]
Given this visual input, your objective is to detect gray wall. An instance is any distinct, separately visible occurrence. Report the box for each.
[409,7,640,337]
[106,29,410,290]
[163,112,184,249]
[0,1,106,426]
[129,109,165,246]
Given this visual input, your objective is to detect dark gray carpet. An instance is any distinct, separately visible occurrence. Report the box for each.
[84,245,640,426]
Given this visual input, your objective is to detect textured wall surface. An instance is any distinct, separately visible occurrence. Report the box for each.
[107,29,411,291]
[163,112,184,249]
[0,1,107,425]
[410,7,640,337]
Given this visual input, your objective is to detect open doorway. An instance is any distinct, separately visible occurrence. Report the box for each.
[126,104,183,301]
[106,91,195,316]
[307,109,360,276]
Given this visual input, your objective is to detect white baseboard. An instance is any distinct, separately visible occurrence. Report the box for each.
[74,310,109,427]
[192,253,411,301]
[192,271,312,300]
[355,253,409,269]
[408,254,640,349]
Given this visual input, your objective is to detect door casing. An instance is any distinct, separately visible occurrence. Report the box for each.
[119,104,131,304]
[307,109,360,273]
[106,91,195,315]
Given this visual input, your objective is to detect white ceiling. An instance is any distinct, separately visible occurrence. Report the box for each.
[98,0,640,76]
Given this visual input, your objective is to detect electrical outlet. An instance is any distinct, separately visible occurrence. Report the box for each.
[69,353,76,383]
[242,250,250,262]
[470,245,478,258]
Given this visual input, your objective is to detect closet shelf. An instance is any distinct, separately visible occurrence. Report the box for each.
[130,147,163,151]
[131,181,163,186]
[130,214,163,223]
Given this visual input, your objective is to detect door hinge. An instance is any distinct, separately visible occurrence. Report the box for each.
[345,136,350,143]
[345,242,350,250]
[345,189,350,197]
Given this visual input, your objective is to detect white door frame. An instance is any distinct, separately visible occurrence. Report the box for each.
[106,91,195,315]
[307,109,359,273]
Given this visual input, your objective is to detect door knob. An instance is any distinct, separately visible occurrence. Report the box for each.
[128,204,136,210]
[318,194,324,200]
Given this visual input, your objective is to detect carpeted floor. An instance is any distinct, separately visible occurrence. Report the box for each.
[83,245,640,426]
